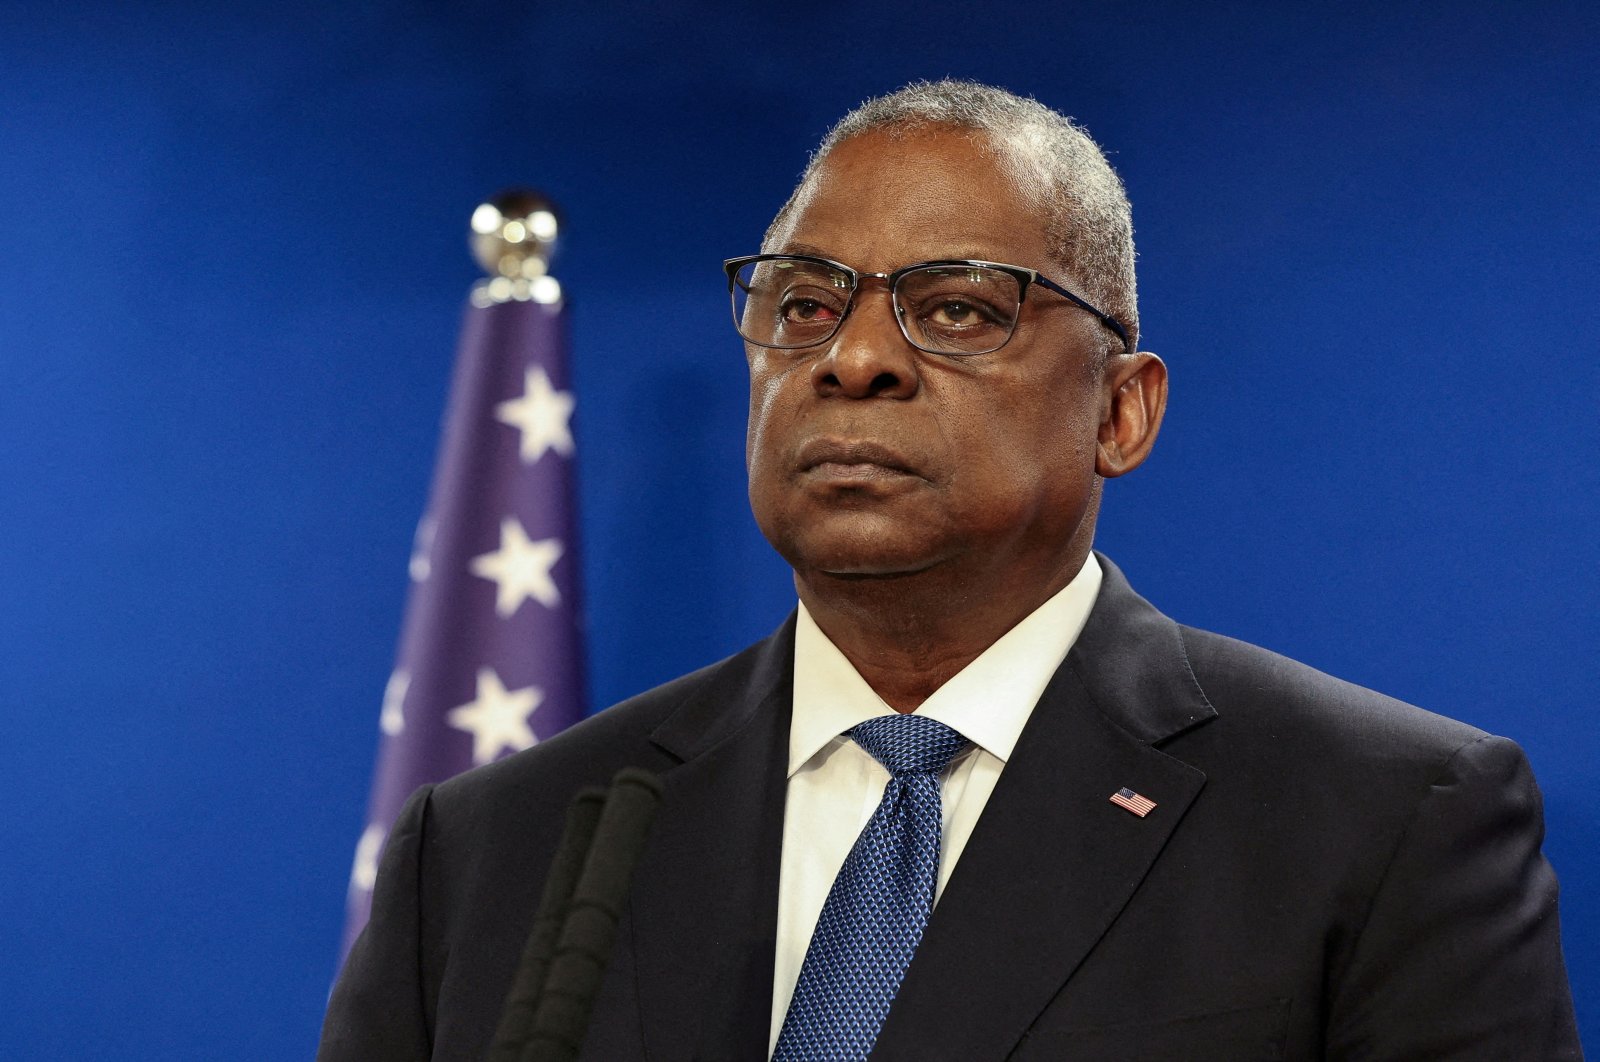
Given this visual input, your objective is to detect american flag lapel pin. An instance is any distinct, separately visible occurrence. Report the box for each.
[1109,786,1157,818]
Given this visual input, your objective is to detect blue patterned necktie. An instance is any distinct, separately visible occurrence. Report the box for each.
[773,713,969,1062]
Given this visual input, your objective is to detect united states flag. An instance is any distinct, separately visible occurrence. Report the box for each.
[339,277,586,959]
[1109,787,1157,818]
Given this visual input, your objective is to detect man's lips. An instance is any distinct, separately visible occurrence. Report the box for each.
[795,439,921,481]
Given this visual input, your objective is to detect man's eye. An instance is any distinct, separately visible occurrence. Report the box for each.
[781,297,839,323]
[922,297,1006,330]
[928,300,982,326]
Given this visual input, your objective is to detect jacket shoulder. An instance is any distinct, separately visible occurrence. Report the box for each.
[429,625,788,818]
[432,658,719,811]
[1176,624,1490,760]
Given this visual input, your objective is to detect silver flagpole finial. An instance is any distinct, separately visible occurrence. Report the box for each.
[470,189,563,307]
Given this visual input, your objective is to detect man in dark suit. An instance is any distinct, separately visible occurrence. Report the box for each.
[319,81,1581,1060]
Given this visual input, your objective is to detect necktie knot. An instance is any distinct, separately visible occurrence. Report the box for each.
[850,714,967,779]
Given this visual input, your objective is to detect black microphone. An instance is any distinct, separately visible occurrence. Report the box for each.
[486,786,606,1062]
[520,768,664,1062]
[487,767,664,1062]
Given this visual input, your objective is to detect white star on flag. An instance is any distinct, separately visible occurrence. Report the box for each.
[409,516,435,583]
[379,670,410,736]
[351,822,386,893]
[470,518,563,615]
[495,366,574,464]
[447,667,543,765]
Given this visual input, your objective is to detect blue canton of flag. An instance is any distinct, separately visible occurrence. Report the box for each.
[339,282,586,960]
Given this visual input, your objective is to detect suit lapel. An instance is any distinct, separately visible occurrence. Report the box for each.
[626,618,795,1062]
[871,557,1217,1060]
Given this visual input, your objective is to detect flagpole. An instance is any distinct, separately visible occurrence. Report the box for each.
[338,191,588,962]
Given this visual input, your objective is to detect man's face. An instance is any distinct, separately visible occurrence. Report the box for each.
[746,127,1116,598]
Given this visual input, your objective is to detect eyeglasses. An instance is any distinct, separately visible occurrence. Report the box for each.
[723,253,1130,357]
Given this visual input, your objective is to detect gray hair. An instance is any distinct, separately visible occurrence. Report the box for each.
[764,79,1139,350]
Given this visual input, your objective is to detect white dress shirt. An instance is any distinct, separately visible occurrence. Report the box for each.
[768,554,1104,1054]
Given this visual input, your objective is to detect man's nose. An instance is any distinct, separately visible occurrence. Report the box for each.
[808,287,921,400]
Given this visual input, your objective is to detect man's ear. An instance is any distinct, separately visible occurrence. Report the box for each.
[1096,351,1167,478]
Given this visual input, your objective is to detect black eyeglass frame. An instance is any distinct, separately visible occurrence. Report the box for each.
[723,253,1131,356]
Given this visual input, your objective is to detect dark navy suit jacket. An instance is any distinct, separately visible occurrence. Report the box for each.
[318,556,1581,1060]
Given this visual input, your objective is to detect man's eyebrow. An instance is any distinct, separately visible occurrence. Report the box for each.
[771,243,1019,267]
[775,242,833,259]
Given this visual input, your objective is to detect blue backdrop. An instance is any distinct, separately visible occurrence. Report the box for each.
[1,2,1593,1057]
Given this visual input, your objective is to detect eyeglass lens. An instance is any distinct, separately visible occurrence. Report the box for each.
[732,258,1023,355]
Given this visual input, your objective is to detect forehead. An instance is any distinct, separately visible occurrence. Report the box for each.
[768,127,1054,274]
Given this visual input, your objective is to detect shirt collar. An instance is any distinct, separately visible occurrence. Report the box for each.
[789,553,1103,776]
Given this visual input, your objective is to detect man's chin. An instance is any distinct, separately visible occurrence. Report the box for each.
[787,543,946,581]
[813,564,931,581]
[760,509,954,581]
